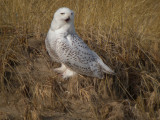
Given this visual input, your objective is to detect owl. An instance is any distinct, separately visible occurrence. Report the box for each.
[45,7,114,79]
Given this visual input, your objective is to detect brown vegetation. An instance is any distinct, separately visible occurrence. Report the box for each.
[0,0,160,120]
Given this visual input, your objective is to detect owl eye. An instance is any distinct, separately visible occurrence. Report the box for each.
[60,13,65,15]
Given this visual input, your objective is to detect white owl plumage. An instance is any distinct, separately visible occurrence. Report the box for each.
[45,7,114,79]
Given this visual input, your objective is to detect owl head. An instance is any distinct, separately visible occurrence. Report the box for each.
[53,7,74,23]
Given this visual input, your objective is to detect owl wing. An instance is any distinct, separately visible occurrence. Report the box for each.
[56,34,104,78]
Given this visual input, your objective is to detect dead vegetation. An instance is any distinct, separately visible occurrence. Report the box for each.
[0,0,160,120]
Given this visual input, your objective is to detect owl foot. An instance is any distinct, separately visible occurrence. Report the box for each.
[54,64,67,73]
[62,69,77,79]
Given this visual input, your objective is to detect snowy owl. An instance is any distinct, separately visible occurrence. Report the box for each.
[45,7,114,79]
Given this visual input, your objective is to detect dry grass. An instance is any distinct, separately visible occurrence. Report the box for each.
[0,0,160,120]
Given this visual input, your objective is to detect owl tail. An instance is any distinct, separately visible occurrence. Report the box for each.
[98,60,115,75]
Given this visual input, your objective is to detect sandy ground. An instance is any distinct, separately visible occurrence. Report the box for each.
[0,32,158,120]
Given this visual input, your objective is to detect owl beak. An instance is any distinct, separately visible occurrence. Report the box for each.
[65,17,70,22]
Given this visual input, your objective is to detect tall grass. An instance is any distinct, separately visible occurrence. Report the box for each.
[0,0,160,119]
